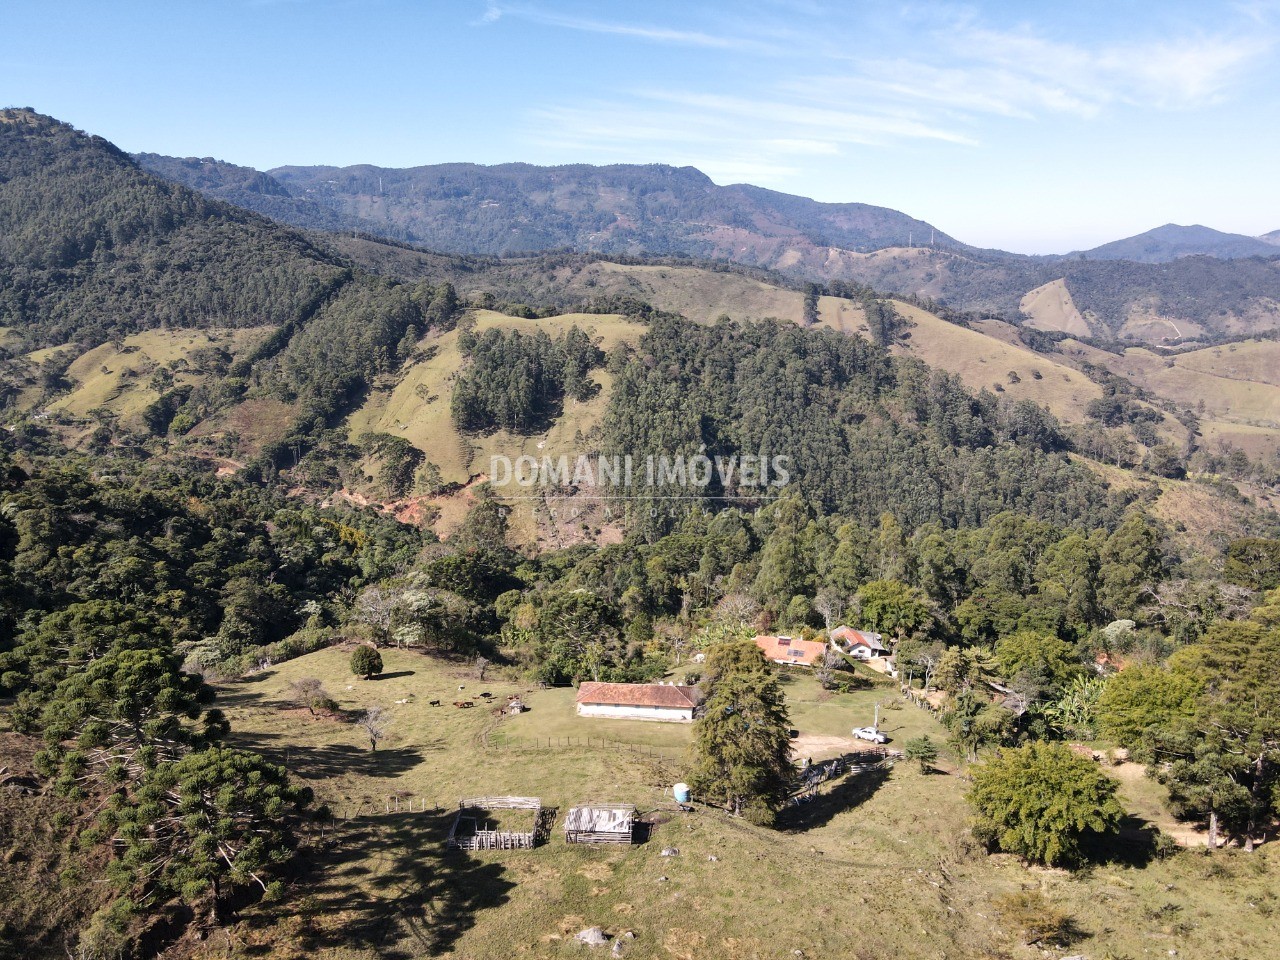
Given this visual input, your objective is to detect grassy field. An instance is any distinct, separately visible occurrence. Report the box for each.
[1178,339,1280,387]
[205,646,1280,960]
[890,302,1104,423]
[1019,278,1093,337]
[1121,347,1280,429]
[347,311,645,492]
[43,327,272,420]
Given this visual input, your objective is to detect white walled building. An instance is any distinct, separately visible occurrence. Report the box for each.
[575,681,702,722]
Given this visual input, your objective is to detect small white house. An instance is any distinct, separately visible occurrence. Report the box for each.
[575,682,702,722]
[830,626,890,659]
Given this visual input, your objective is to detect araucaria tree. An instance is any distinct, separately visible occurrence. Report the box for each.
[103,747,312,923]
[1149,618,1280,850]
[968,742,1125,867]
[688,640,796,825]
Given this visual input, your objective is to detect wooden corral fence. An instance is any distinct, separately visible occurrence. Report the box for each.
[331,795,443,820]
[789,749,900,806]
[446,796,554,851]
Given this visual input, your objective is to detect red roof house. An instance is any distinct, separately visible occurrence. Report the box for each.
[575,682,702,722]
[753,634,827,667]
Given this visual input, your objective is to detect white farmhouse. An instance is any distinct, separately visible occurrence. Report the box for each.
[575,681,702,722]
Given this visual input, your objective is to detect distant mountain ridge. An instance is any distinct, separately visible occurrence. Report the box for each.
[137,153,965,261]
[1078,223,1280,263]
[133,151,1280,342]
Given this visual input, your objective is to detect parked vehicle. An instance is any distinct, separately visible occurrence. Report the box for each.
[852,726,887,744]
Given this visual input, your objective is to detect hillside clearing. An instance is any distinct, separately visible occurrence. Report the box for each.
[205,646,1280,960]
[1019,278,1093,337]
[890,302,1103,422]
[347,311,644,491]
[45,327,272,420]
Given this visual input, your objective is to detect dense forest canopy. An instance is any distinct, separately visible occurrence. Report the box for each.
[602,314,1115,530]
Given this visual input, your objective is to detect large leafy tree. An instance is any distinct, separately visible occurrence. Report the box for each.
[1095,663,1201,755]
[968,742,1125,867]
[854,579,935,643]
[1223,537,1280,593]
[1098,511,1165,620]
[688,641,795,825]
[994,630,1084,700]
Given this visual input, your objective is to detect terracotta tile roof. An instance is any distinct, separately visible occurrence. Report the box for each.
[753,634,827,666]
[830,626,889,653]
[830,626,884,646]
[576,682,703,709]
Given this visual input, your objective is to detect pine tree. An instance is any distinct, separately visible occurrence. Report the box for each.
[688,641,795,824]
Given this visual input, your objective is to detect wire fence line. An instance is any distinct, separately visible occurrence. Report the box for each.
[481,730,686,760]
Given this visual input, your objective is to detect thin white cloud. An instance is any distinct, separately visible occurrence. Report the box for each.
[473,2,502,26]
[514,1,1277,193]
[494,4,779,53]
[944,21,1274,113]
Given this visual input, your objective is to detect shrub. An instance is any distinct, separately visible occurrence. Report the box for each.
[968,742,1125,867]
[350,645,383,679]
[903,736,939,773]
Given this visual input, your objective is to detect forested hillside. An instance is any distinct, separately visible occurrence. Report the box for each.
[136,150,1280,342]
[0,110,348,347]
[139,153,961,258]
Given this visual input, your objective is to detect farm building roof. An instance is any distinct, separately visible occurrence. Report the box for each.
[575,682,703,709]
[753,634,827,666]
[564,805,636,833]
[830,626,887,650]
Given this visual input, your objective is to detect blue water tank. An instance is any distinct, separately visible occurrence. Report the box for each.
[673,782,691,803]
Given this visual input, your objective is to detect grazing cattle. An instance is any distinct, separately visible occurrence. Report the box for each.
[453,700,475,708]
[479,692,493,699]
[428,700,441,707]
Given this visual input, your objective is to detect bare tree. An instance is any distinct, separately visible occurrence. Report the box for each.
[353,586,397,645]
[816,648,847,690]
[357,706,390,752]
[288,677,331,716]
[713,592,760,628]
[812,588,846,632]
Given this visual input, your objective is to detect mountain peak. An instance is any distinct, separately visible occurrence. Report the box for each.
[1081,222,1278,263]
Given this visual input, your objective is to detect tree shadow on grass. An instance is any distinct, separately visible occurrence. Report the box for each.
[232,733,428,780]
[214,685,287,710]
[778,763,891,832]
[368,670,417,681]
[1081,815,1160,868]
[244,811,516,958]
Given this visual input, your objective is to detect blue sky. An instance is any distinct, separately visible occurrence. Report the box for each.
[4,0,1278,253]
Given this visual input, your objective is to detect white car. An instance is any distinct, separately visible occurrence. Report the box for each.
[852,726,887,744]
